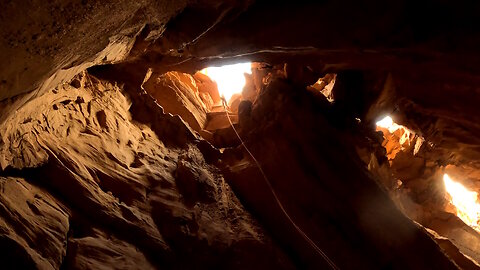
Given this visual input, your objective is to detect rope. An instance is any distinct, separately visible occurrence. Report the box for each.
[221,97,340,270]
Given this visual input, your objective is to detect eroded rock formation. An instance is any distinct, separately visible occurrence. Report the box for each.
[2,1,480,269]
[0,72,291,269]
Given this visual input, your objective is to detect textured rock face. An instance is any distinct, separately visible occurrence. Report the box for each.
[143,71,211,132]
[0,72,292,269]
[2,1,480,269]
[0,176,68,270]
[62,229,155,270]
[0,0,195,100]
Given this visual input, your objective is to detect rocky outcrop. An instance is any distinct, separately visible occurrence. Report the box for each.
[224,75,459,269]
[143,71,212,133]
[193,72,221,104]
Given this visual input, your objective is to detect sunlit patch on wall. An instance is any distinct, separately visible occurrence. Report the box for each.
[375,115,423,160]
[443,173,480,232]
[376,116,414,145]
[308,73,336,102]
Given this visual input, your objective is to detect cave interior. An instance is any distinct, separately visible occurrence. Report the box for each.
[1,1,480,269]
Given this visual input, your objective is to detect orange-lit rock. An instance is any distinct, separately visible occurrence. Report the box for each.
[228,93,242,113]
[0,72,292,269]
[308,73,336,102]
[0,176,69,269]
[241,72,257,102]
[143,71,210,132]
[193,72,221,104]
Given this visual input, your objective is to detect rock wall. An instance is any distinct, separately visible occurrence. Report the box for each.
[0,72,291,269]
[224,74,459,269]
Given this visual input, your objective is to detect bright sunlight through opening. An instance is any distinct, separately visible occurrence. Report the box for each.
[376,116,413,145]
[377,116,402,133]
[200,62,252,102]
[443,173,480,232]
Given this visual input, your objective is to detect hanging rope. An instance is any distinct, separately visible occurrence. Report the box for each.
[221,97,340,270]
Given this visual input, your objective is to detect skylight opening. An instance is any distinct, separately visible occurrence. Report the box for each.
[199,62,252,102]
